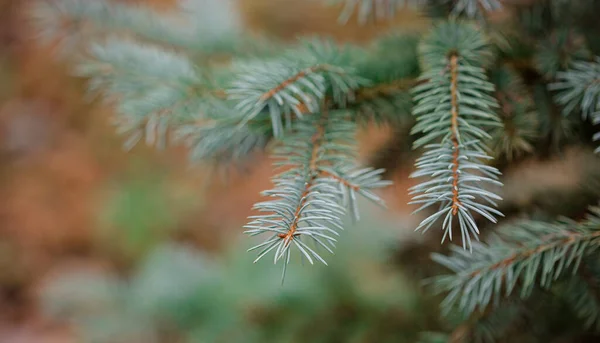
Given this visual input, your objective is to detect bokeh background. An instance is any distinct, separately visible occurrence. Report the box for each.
[0,1,597,342]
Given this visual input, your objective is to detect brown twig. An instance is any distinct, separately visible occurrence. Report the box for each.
[319,170,360,191]
[260,65,327,101]
[449,54,462,216]
[277,107,329,246]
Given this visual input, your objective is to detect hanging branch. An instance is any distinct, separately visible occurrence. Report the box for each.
[409,21,503,250]
[245,111,390,281]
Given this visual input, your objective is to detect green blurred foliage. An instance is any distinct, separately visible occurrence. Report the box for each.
[96,164,198,264]
[42,207,439,343]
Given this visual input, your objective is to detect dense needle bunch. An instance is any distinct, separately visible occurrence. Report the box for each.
[410,22,503,249]
[246,113,390,279]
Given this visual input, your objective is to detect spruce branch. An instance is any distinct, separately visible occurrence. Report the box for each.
[550,57,600,152]
[489,66,538,161]
[74,35,374,161]
[228,62,327,137]
[72,36,271,163]
[228,43,366,137]
[431,207,600,316]
[551,57,600,120]
[245,112,390,280]
[410,21,503,250]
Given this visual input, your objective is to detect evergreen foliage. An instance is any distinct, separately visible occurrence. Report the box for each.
[489,67,538,161]
[245,113,391,275]
[431,208,600,316]
[409,21,503,249]
[32,0,600,340]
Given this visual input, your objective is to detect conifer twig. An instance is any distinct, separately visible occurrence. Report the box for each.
[409,21,503,249]
[449,54,462,216]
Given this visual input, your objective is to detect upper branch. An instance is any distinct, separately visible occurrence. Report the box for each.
[228,55,364,137]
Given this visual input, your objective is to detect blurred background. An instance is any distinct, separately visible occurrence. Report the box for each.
[0,0,597,342]
[0,1,431,342]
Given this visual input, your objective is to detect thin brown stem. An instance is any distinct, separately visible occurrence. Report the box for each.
[277,108,329,246]
[450,54,462,216]
[260,65,326,101]
[319,170,360,191]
